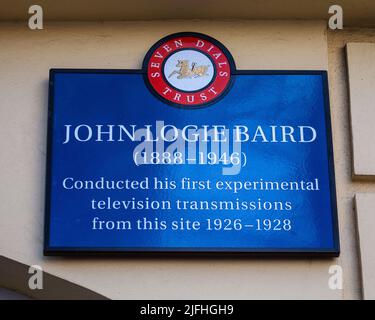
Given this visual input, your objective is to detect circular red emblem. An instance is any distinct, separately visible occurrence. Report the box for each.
[143,32,235,108]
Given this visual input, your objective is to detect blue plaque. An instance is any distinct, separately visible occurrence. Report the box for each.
[44,33,339,256]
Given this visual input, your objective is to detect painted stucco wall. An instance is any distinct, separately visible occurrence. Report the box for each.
[0,20,370,299]
[327,28,375,299]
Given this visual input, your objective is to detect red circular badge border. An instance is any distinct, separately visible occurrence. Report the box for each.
[148,39,230,103]
[142,32,236,109]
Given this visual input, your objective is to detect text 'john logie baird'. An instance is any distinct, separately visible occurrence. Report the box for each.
[62,121,317,144]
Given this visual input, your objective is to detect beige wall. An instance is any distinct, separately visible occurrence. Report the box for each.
[0,20,372,299]
[327,28,375,299]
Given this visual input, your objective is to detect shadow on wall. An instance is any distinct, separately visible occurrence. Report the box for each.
[0,255,108,300]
